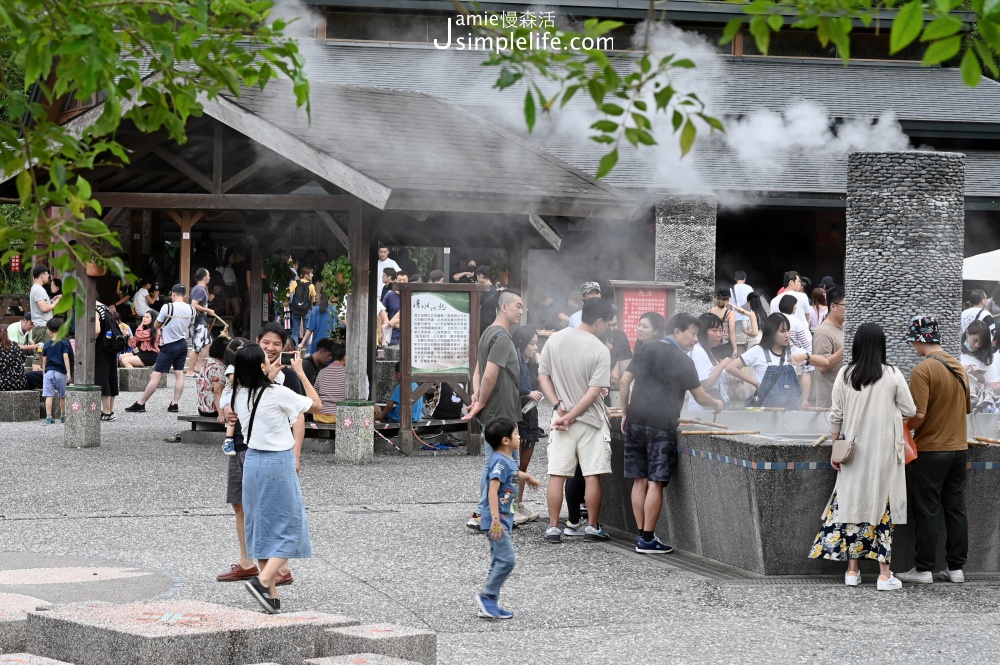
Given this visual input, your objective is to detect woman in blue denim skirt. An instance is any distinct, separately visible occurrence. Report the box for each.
[228,344,321,613]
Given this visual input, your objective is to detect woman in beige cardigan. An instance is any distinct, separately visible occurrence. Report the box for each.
[809,323,917,590]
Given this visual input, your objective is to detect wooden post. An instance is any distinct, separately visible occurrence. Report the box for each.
[346,200,369,400]
[167,210,203,294]
[75,268,98,386]
[241,219,264,338]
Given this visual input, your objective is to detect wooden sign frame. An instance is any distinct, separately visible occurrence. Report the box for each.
[396,282,491,454]
[610,280,683,348]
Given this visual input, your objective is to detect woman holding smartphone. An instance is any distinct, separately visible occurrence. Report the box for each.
[224,345,321,613]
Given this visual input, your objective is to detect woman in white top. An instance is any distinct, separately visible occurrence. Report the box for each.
[689,313,756,410]
[226,344,320,613]
[810,288,828,333]
[959,319,1000,396]
[729,313,839,410]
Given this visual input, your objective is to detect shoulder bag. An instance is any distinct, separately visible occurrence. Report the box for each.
[242,387,266,450]
[831,379,876,465]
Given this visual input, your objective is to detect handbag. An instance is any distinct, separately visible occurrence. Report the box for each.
[903,426,918,464]
[831,381,876,465]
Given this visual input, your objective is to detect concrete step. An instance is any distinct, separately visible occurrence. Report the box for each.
[0,594,51,654]
[322,625,436,665]
[305,654,423,664]
[0,655,72,665]
[26,600,359,665]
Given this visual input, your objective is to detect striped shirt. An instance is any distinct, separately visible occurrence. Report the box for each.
[315,362,347,417]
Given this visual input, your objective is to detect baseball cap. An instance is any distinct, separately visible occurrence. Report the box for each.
[820,276,836,289]
[170,284,187,295]
[580,281,601,295]
[904,315,940,344]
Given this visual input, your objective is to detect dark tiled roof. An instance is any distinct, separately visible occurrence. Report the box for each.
[221,80,633,215]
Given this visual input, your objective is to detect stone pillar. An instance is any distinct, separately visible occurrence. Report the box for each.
[654,195,718,316]
[64,385,103,448]
[335,401,376,464]
[845,151,965,377]
[374,345,399,404]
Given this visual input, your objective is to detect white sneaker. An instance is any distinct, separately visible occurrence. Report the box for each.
[896,567,933,584]
[844,572,861,587]
[513,505,539,525]
[936,568,965,583]
[563,524,585,537]
[877,574,902,591]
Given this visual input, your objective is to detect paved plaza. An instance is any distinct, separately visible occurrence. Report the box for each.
[2,382,1000,663]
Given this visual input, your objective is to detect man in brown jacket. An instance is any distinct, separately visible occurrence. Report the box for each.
[897,315,971,585]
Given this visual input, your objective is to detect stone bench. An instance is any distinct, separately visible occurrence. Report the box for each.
[0,390,42,422]
[118,366,166,392]
[177,415,467,437]
[306,655,422,664]
[321,624,436,665]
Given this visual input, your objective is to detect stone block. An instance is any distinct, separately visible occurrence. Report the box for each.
[26,600,359,665]
[0,655,72,665]
[0,390,40,422]
[64,385,103,449]
[322,625,436,665]
[118,367,165,392]
[373,346,399,405]
[335,403,376,464]
[179,430,223,446]
[305,655,422,665]
[302,438,335,454]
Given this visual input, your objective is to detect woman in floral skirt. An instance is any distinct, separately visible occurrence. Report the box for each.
[809,322,917,590]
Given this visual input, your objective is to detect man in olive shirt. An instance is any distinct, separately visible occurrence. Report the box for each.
[898,315,971,585]
[464,290,525,527]
[812,286,845,408]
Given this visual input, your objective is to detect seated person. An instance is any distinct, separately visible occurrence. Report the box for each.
[302,337,334,385]
[0,327,27,391]
[377,362,423,423]
[195,336,229,417]
[431,382,465,420]
[6,298,24,317]
[119,310,158,368]
[314,341,347,423]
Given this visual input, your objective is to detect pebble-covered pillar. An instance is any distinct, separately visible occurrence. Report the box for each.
[654,195,718,316]
[335,401,376,464]
[64,385,103,448]
[845,151,965,376]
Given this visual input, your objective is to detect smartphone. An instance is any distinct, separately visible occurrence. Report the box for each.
[279,351,296,366]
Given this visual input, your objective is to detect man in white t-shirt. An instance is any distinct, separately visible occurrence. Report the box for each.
[960,289,994,337]
[29,264,60,344]
[376,243,400,291]
[770,271,810,328]
[567,281,602,329]
[731,271,753,328]
[125,284,195,414]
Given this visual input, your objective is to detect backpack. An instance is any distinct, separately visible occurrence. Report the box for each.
[99,306,128,354]
[290,279,312,316]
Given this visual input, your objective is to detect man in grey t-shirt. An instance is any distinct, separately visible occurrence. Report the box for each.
[185,267,218,376]
[29,264,60,344]
[125,284,194,414]
[463,290,525,528]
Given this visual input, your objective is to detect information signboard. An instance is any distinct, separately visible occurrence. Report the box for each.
[411,291,470,374]
[610,281,681,348]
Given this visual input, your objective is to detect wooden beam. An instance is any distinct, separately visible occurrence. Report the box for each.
[222,154,277,193]
[388,192,636,221]
[315,209,348,250]
[168,210,204,293]
[102,207,124,225]
[152,147,213,192]
[213,124,224,194]
[346,199,369,401]
[199,94,393,209]
[528,214,562,251]
[94,193,352,211]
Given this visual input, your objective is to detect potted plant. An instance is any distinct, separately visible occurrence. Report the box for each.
[485,250,509,287]
[262,252,294,311]
[86,256,109,277]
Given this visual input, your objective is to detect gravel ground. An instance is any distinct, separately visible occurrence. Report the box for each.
[3,380,1000,663]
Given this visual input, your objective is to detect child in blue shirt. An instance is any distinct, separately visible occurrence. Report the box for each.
[476,416,540,620]
[41,318,71,424]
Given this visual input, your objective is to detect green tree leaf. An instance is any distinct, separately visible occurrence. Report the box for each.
[721,18,744,45]
[595,149,618,179]
[961,47,982,86]
[891,0,925,54]
[921,16,964,41]
[679,120,697,157]
[923,35,963,64]
[524,89,536,132]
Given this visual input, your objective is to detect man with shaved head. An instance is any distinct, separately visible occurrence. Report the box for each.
[464,289,526,529]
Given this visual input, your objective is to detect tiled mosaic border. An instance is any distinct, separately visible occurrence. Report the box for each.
[681,447,1000,471]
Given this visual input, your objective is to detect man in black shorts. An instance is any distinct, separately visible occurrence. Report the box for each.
[619,312,723,554]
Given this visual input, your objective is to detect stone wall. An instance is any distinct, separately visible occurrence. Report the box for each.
[654,195,718,316]
[845,151,965,376]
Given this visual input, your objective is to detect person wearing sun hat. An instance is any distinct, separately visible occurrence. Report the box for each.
[896,315,972,586]
[567,282,602,329]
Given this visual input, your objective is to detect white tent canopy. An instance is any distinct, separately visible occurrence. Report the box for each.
[964,249,1000,281]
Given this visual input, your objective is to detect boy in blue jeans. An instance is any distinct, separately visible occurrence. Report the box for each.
[41,318,71,424]
[476,417,540,619]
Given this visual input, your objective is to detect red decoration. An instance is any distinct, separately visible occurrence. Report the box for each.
[9,255,20,273]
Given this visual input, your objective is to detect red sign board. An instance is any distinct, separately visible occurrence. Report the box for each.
[620,287,669,348]
[9,255,20,273]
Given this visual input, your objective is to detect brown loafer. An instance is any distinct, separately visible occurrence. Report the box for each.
[274,570,293,586]
[216,563,259,582]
